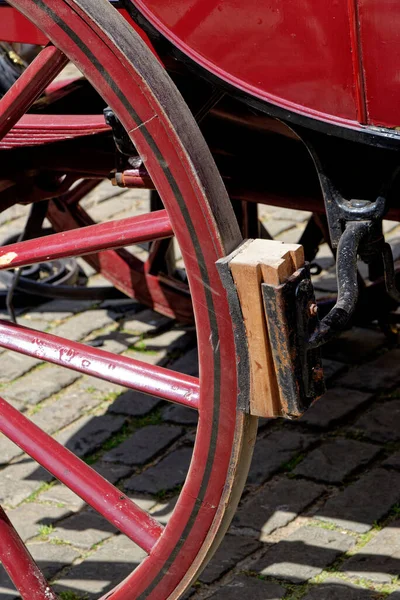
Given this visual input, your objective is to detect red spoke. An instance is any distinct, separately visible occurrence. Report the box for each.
[0,45,68,141]
[112,167,155,190]
[0,397,163,554]
[0,210,173,269]
[0,320,200,409]
[0,505,57,599]
[0,113,110,149]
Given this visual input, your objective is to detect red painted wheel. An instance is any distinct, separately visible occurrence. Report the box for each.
[0,1,257,598]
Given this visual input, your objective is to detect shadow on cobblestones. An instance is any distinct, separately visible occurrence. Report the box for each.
[0,274,400,598]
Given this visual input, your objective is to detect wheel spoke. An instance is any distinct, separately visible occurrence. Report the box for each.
[0,320,200,408]
[0,210,173,269]
[0,505,56,599]
[0,113,110,149]
[0,397,164,553]
[0,45,68,141]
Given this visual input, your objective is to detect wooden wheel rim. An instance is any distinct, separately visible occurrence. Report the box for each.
[3,1,258,599]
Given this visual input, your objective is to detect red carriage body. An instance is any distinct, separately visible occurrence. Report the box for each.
[2,0,400,134]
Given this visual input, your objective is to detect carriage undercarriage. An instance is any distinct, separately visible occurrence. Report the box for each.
[0,0,399,598]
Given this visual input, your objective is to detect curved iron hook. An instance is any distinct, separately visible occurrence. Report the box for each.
[308,221,370,348]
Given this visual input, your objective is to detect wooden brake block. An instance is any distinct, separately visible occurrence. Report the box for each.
[217,239,325,418]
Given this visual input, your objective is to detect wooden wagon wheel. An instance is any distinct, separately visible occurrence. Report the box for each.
[0,1,258,598]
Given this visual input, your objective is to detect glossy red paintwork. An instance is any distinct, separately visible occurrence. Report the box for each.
[0,6,157,53]
[357,0,400,128]
[0,209,173,262]
[131,0,361,126]
[4,2,400,130]
[0,6,48,44]
[0,319,200,407]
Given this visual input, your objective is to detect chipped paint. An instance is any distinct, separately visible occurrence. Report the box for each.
[0,252,17,266]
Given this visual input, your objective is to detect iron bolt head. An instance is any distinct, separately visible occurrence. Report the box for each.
[309,303,318,317]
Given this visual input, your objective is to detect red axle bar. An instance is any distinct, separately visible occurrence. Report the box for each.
[0,506,56,599]
[112,168,155,190]
[0,45,68,141]
[0,397,163,553]
[0,321,200,409]
[0,210,173,269]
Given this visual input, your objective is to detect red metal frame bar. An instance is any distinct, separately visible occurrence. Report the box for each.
[0,210,173,268]
[0,45,68,141]
[0,506,56,599]
[0,320,200,408]
[0,397,163,554]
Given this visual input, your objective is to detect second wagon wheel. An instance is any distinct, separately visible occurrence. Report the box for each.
[0,0,258,598]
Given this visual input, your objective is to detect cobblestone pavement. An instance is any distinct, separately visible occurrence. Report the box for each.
[0,186,400,600]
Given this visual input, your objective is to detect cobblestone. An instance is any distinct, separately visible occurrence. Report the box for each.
[234,478,325,537]
[341,520,400,583]
[170,346,198,376]
[28,541,80,580]
[0,434,23,465]
[50,507,117,549]
[299,388,374,429]
[4,365,80,406]
[321,358,347,381]
[338,350,400,392]
[0,351,41,383]
[55,413,126,458]
[31,388,102,434]
[199,535,261,584]
[1,194,399,600]
[208,575,285,599]
[122,309,172,335]
[293,438,380,483]
[316,469,400,533]
[246,430,318,486]
[51,308,114,341]
[40,462,136,511]
[108,389,161,417]
[322,327,386,364]
[302,581,378,599]
[161,404,198,425]
[383,450,400,470]
[253,525,355,582]
[6,502,71,541]
[350,400,400,443]
[125,446,193,495]
[149,497,177,524]
[54,535,147,598]
[0,459,53,507]
[103,425,183,465]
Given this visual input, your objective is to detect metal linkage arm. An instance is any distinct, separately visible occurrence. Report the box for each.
[308,221,370,348]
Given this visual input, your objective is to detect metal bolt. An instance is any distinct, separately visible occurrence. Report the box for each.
[309,303,318,317]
